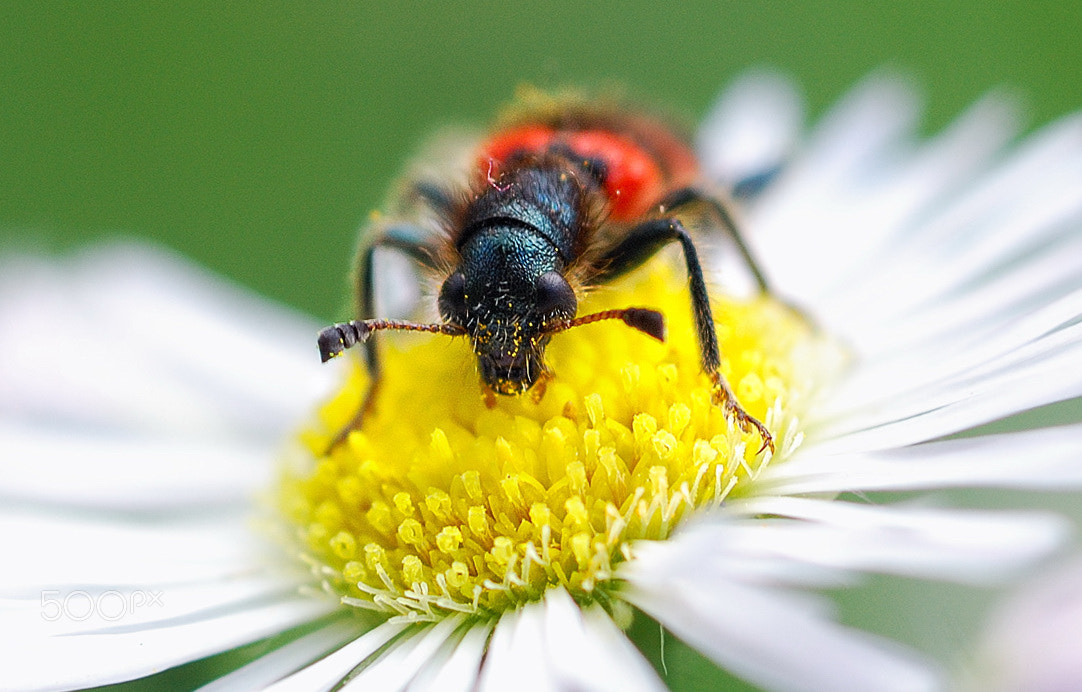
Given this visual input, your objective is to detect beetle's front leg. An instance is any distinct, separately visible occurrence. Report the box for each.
[657,186,770,292]
[708,371,774,454]
[660,185,814,332]
[321,222,440,451]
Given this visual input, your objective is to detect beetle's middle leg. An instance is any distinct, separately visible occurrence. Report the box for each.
[595,218,774,453]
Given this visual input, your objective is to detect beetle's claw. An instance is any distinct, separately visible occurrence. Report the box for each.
[710,374,774,455]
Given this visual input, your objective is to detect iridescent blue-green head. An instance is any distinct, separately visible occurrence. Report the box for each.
[437,225,577,395]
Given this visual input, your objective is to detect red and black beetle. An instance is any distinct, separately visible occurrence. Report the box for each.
[318,91,775,453]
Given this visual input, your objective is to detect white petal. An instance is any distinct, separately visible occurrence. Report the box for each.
[0,510,271,589]
[478,602,559,691]
[8,574,314,639]
[1,595,332,691]
[0,422,272,509]
[765,423,1082,494]
[750,75,924,298]
[263,620,407,692]
[729,497,1068,584]
[864,108,1079,262]
[820,93,1023,305]
[0,243,333,441]
[625,522,855,592]
[697,69,803,188]
[340,614,465,690]
[871,231,1082,355]
[826,191,1082,358]
[407,620,491,692]
[542,588,665,692]
[813,285,1082,427]
[197,619,364,691]
[827,112,1082,332]
[783,73,921,187]
[810,320,1082,453]
[475,591,664,692]
[75,245,328,417]
[622,541,940,692]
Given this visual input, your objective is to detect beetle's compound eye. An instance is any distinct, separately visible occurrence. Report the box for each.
[535,271,577,319]
[438,272,467,322]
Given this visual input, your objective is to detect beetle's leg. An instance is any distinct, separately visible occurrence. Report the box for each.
[656,186,770,293]
[660,186,812,325]
[731,164,783,201]
[595,218,773,453]
[322,223,439,451]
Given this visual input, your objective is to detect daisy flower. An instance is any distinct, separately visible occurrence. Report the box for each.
[3,72,1082,691]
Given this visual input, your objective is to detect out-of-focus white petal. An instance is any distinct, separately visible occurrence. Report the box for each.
[964,557,1082,692]
[809,92,1026,310]
[622,536,940,692]
[697,69,803,188]
[750,75,923,297]
[808,304,1082,453]
[0,510,270,590]
[621,500,1064,598]
[0,423,273,510]
[0,595,334,691]
[797,111,1082,352]
[783,73,921,186]
[814,286,1082,427]
[7,574,314,639]
[865,232,1082,358]
[823,112,1082,336]
[0,244,333,441]
[811,351,1082,455]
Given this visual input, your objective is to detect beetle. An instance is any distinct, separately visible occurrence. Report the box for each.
[317,91,775,453]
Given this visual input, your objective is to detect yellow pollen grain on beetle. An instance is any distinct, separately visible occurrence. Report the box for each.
[279,261,835,622]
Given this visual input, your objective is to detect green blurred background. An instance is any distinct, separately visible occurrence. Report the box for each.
[3,1,1081,322]
[3,3,1082,690]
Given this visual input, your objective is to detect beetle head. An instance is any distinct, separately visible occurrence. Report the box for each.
[438,231,577,395]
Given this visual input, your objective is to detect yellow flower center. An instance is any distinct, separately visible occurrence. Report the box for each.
[279,261,826,622]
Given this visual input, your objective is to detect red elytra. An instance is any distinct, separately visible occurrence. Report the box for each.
[479,124,699,221]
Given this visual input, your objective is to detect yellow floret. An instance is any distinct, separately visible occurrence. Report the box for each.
[279,261,830,621]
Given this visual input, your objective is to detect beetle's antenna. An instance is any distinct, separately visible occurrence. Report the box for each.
[545,307,665,342]
[318,320,466,362]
